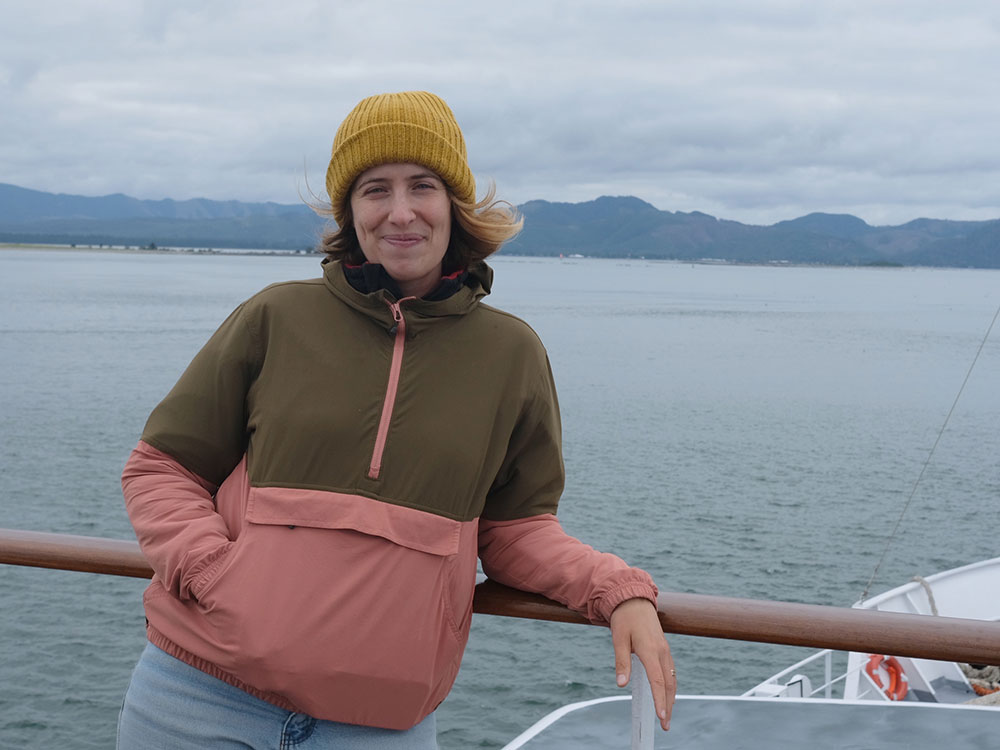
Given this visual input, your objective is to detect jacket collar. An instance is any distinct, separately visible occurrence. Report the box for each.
[321,259,493,334]
[340,262,471,301]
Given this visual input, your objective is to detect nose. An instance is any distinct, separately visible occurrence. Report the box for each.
[387,193,416,225]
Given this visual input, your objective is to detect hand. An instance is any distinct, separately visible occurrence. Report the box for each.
[608,597,676,731]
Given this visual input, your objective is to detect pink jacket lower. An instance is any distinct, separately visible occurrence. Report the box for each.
[123,441,657,730]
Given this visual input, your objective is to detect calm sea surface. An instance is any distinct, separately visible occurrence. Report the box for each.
[1,248,998,748]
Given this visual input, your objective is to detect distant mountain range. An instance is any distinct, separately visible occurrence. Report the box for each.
[0,183,325,251]
[2,183,998,268]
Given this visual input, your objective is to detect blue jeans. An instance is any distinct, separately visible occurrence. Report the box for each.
[117,642,439,749]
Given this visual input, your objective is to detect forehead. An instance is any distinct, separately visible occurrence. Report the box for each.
[354,162,443,184]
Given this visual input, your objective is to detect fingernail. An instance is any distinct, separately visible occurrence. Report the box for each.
[617,674,627,687]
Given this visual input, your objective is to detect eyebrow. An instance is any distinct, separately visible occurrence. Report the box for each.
[354,171,443,190]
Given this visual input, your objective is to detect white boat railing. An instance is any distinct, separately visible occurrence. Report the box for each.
[745,648,900,702]
[630,655,655,750]
[744,649,836,699]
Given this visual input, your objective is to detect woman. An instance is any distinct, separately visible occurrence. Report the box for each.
[118,91,675,749]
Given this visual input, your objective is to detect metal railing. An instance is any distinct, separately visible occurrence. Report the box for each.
[743,649,838,699]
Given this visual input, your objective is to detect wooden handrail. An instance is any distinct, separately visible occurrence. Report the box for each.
[0,528,152,578]
[3,527,1000,664]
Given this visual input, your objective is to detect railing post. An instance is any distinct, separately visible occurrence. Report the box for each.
[630,654,654,750]
[825,650,833,699]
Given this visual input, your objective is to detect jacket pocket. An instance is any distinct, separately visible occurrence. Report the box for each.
[195,486,477,726]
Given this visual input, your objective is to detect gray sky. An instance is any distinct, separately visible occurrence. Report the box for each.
[2,0,998,226]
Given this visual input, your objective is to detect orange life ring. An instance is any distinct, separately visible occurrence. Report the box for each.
[865,654,908,701]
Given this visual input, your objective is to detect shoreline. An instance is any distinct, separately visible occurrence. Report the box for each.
[5,243,993,272]
[0,242,318,257]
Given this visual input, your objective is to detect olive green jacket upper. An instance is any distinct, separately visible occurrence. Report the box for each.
[143,259,565,523]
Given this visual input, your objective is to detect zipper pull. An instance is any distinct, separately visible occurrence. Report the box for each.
[388,303,404,335]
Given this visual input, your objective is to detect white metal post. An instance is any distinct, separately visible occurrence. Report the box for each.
[825,650,833,699]
[631,654,655,750]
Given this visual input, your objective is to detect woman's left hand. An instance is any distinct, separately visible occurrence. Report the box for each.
[608,597,676,731]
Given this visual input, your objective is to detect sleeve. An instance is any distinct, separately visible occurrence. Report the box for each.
[478,349,658,625]
[122,302,261,600]
[480,351,565,522]
[122,441,233,600]
[478,515,658,624]
[139,302,261,486]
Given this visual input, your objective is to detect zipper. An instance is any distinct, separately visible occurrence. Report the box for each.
[368,298,412,480]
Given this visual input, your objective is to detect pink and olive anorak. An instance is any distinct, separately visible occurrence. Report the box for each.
[122,260,657,730]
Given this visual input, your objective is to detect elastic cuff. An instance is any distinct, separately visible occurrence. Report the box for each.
[188,542,234,600]
[595,580,659,624]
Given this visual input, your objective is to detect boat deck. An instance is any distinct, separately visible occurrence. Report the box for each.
[504,695,999,749]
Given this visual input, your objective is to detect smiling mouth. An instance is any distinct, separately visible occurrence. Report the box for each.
[383,234,424,246]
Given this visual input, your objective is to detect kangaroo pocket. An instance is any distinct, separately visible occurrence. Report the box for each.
[195,486,477,729]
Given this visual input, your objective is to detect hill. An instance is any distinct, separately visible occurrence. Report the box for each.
[0,183,326,251]
[506,201,999,267]
[1,183,997,267]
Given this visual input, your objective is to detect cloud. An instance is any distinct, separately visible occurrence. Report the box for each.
[2,0,998,225]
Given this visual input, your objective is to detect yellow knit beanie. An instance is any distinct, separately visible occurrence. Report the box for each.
[325,91,476,226]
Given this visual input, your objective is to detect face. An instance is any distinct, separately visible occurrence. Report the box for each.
[349,162,452,299]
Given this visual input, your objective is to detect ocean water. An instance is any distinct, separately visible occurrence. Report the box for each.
[0,248,997,749]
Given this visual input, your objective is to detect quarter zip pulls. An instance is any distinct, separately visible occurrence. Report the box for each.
[368,297,414,480]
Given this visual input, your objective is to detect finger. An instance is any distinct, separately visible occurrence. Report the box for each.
[659,641,677,729]
[664,650,677,701]
[660,653,676,729]
[612,621,632,687]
